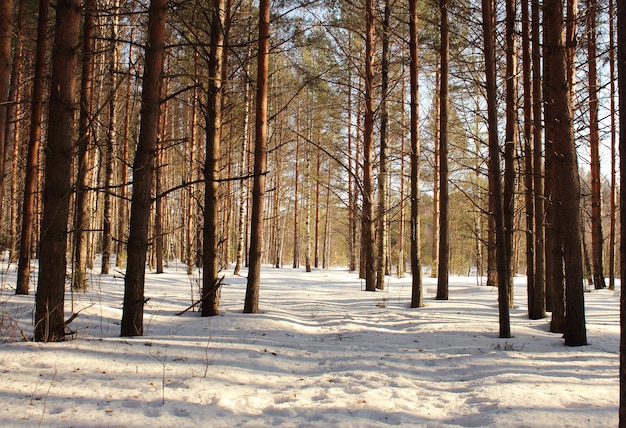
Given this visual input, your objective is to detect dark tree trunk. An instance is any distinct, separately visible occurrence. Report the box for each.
[362,0,376,292]
[244,0,270,313]
[409,0,423,308]
[587,0,605,290]
[609,0,616,291]
[531,0,546,319]
[504,0,517,308]
[376,0,390,291]
[203,0,225,317]
[482,0,511,338]
[436,0,449,300]
[121,0,167,336]
[617,0,626,422]
[34,0,81,342]
[16,0,48,295]
[544,0,587,347]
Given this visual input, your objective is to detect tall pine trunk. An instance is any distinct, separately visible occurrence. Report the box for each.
[202,0,225,316]
[121,0,167,336]
[409,0,423,308]
[73,0,97,290]
[482,0,510,338]
[244,0,270,313]
[0,0,14,228]
[436,0,449,300]
[34,0,81,342]
[544,0,587,347]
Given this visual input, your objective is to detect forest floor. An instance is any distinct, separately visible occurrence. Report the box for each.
[0,257,618,427]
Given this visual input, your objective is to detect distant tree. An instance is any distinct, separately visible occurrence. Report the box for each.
[35,0,81,342]
[244,0,270,313]
[121,0,167,336]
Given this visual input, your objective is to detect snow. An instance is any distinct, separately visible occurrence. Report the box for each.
[0,260,619,427]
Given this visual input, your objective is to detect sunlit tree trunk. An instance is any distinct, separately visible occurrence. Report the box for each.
[244,0,270,313]
[35,0,81,342]
[431,70,440,279]
[16,0,48,295]
[409,0,423,308]
[121,0,167,336]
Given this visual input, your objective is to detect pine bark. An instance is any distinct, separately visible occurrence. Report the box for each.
[0,0,14,226]
[244,0,270,313]
[121,0,167,336]
[35,0,81,342]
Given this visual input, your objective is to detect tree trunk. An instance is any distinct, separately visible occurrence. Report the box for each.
[362,0,376,292]
[587,0,605,289]
[35,0,81,342]
[244,0,270,313]
[102,1,120,275]
[202,0,225,317]
[436,0,450,300]
[409,0,423,308]
[16,0,48,295]
[504,0,517,309]
[531,0,546,319]
[293,109,300,269]
[6,0,25,264]
[617,0,626,421]
[73,0,97,290]
[482,0,511,338]
[121,0,167,336]
[376,0,390,291]
[0,0,14,230]
[609,0,616,291]
[431,70,440,279]
[544,0,587,347]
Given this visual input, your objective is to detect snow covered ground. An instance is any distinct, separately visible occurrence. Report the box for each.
[0,259,619,427]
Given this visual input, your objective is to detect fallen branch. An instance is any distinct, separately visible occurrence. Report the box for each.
[65,303,95,326]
